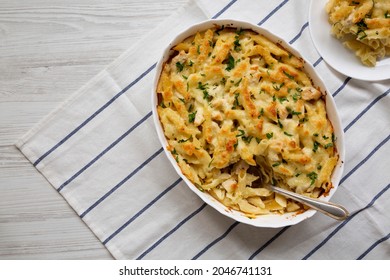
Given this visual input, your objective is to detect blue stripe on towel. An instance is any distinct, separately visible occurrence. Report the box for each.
[79,147,164,218]
[356,232,390,260]
[33,63,157,167]
[302,184,390,260]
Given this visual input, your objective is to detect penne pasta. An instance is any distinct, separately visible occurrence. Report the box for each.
[156,26,338,216]
[326,0,390,66]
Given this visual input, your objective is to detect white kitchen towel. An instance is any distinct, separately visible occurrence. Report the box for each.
[16,0,390,260]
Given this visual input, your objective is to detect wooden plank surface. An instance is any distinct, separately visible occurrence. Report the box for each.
[0,0,188,259]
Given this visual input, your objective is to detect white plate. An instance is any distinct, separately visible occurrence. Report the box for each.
[309,0,390,81]
[152,19,345,228]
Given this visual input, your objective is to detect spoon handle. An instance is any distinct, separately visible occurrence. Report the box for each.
[270,186,349,220]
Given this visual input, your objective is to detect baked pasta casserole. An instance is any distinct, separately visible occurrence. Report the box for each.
[326,0,390,66]
[156,26,338,217]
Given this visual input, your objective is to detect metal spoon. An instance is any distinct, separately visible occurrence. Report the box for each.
[246,165,349,220]
[268,185,349,220]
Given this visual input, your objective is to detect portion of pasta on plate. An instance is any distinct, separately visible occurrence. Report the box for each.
[325,0,390,67]
[155,24,339,218]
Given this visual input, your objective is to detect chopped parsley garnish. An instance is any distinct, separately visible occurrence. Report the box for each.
[273,82,285,91]
[188,60,194,67]
[287,106,302,116]
[236,129,253,144]
[197,82,208,91]
[172,149,179,162]
[232,92,240,109]
[235,27,243,35]
[234,78,242,86]
[277,119,283,129]
[307,172,318,185]
[266,132,273,139]
[203,90,212,101]
[236,129,245,137]
[292,92,301,101]
[172,149,178,162]
[356,19,368,40]
[358,30,367,40]
[178,135,193,143]
[278,96,288,103]
[313,141,320,152]
[195,183,205,192]
[283,71,295,80]
[291,110,301,115]
[385,11,390,18]
[176,61,184,72]
[242,135,253,143]
[356,19,367,30]
[188,111,197,123]
[324,143,334,149]
[234,35,241,51]
[258,108,264,118]
[272,162,281,167]
[284,131,293,137]
[226,54,235,71]
[299,116,308,123]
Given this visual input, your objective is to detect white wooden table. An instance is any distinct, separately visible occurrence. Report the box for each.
[0,0,188,259]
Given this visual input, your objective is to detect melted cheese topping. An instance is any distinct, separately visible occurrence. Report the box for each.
[157,26,338,216]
